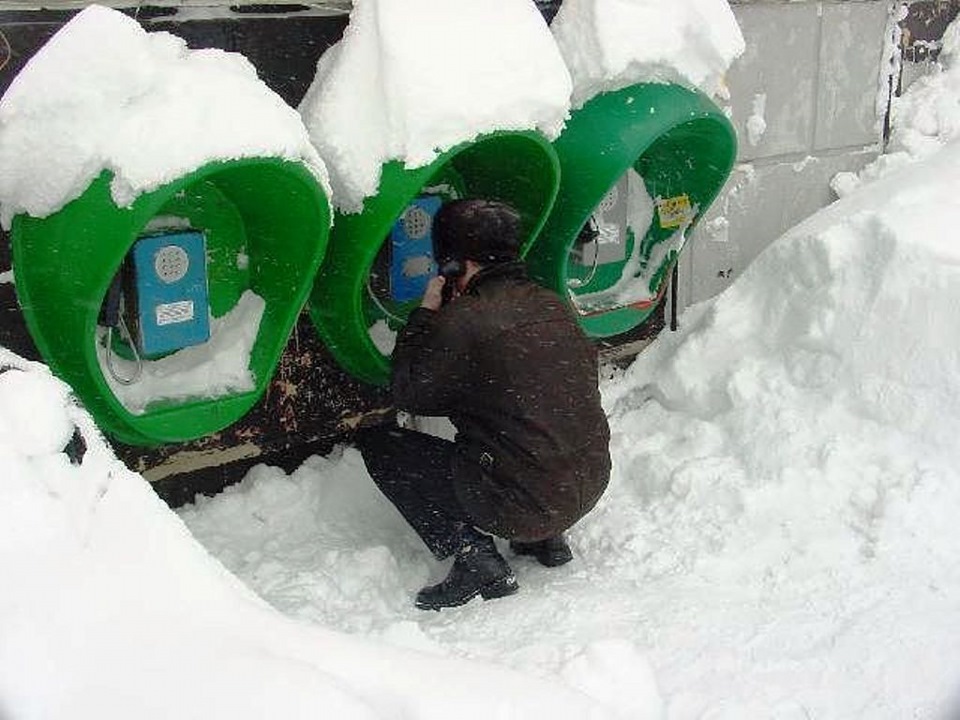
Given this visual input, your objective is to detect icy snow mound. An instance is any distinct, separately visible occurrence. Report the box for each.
[834,16,960,196]
[299,0,572,213]
[0,4,329,230]
[0,347,617,718]
[595,139,960,578]
[0,349,370,717]
[888,17,960,158]
[576,137,960,715]
[551,0,745,108]
[608,138,960,451]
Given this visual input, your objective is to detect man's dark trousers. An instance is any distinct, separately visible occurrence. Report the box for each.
[355,425,473,559]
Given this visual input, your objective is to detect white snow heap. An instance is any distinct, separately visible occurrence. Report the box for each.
[298,0,573,214]
[551,0,745,108]
[0,4,330,230]
[884,15,960,158]
[0,347,617,719]
[833,15,960,196]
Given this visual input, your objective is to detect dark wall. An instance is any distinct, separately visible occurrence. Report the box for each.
[900,0,960,62]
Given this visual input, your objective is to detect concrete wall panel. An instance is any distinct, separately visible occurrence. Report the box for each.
[816,2,891,150]
[725,3,821,161]
[680,1,893,317]
[683,148,879,308]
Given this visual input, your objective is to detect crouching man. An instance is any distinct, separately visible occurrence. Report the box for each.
[356,198,610,610]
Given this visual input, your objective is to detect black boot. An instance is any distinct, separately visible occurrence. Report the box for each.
[509,534,573,567]
[416,533,518,611]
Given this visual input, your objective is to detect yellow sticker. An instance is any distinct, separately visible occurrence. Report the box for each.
[657,194,693,229]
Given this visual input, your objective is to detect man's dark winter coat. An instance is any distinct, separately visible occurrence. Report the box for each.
[391,262,611,542]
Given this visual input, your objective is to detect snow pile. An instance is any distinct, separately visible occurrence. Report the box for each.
[834,15,960,196]
[888,18,960,156]
[298,0,571,213]
[0,4,329,229]
[595,140,960,713]
[0,347,619,719]
[550,0,745,108]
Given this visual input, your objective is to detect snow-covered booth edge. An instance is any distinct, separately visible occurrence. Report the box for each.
[0,5,334,445]
[517,0,744,338]
[550,0,745,109]
[0,3,330,227]
[298,0,572,214]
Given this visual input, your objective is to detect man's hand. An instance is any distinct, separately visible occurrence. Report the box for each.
[421,275,446,311]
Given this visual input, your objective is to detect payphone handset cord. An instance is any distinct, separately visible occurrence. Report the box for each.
[567,216,601,290]
[366,256,465,323]
[366,276,407,326]
[101,273,143,386]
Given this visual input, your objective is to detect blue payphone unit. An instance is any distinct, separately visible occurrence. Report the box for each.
[129,230,211,357]
[389,195,442,302]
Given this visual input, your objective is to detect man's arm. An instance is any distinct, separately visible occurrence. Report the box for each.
[390,282,472,415]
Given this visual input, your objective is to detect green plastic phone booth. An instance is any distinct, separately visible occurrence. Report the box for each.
[308,130,560,386]
[525,83,738,338]
[11,158,331,446]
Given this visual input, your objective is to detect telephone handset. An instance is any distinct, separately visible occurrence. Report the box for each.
[438,258,465,305]
[100,230,211,383]
[568,177,630,290]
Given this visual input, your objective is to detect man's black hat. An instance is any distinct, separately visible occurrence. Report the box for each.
[432,199,522,266]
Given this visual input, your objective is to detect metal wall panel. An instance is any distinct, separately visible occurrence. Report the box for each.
[724,3,822,162]
[682,0,896,312]
[682,149,879,307]
[816,2,890,150]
